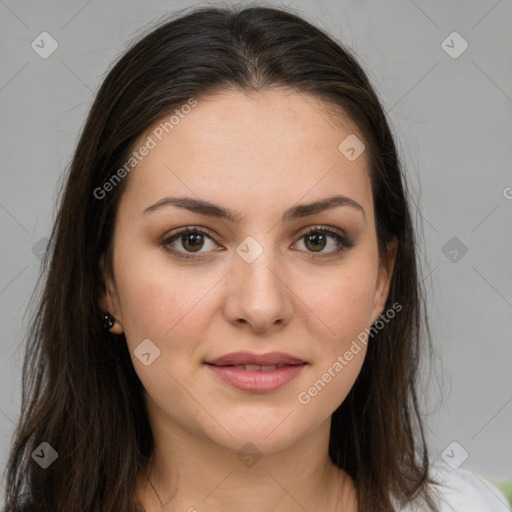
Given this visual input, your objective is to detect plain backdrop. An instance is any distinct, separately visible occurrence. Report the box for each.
[1,0,511,503]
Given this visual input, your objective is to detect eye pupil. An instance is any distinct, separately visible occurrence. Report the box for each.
[183,233,204,252]
[305,233,326,252]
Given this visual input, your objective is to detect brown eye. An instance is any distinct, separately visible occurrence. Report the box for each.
[160,227,219,259]
[294,227,353,257]
[304,232,328,252]
[180,232,205,252]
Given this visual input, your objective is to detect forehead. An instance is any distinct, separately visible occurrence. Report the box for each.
[119,88,373,222]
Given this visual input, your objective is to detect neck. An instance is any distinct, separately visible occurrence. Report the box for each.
[134,415,357,512]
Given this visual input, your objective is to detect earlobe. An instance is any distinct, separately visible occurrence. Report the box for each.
[98,254,124,334]
[102,312,123,334]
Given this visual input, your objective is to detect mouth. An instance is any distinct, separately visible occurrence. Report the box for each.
[205,351,306,367]
[218,363,295,371]
[204,354,308,392]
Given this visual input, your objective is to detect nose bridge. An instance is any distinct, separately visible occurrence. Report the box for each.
[241,247,281,295]
[224,234,292,331]
[237,237,285,302]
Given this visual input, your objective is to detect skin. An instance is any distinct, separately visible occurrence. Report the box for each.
[100,88,397,511]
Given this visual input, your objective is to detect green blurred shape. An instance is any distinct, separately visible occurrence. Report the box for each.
[490,480,512,506]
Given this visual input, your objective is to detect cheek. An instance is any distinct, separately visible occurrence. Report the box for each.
[113,242,219,349]
[295,261,377,349]
[291,260,376,408]
[295,286,371,414]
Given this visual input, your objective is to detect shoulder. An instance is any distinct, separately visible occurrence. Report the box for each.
[400,462,509,512]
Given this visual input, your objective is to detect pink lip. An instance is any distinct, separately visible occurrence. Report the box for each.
[206,351,305,366]
[206,363,307,392]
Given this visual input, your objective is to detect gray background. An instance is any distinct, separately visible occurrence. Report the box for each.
[1,0,511,503]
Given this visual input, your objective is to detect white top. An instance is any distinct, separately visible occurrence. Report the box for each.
[398,462,509,512]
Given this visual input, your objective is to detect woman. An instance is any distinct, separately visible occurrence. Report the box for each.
[2,4,506,512]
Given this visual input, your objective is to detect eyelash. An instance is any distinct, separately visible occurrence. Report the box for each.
[160,225,354,261]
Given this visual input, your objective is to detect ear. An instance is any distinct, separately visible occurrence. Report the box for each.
[98,253,123,334]
[369,238,398,326]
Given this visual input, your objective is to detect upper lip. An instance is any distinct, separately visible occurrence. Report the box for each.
[205,351,306,366]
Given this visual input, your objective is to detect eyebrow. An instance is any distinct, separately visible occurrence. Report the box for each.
[142,194,366,223]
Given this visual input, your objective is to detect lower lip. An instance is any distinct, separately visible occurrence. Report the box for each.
[205,363,307,392]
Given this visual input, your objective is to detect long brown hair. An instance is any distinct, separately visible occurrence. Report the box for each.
[2,4,442,511]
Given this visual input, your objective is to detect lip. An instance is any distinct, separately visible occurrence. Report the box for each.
[205,363,307,392]
[204,351,308,392]
[206,351,305,366]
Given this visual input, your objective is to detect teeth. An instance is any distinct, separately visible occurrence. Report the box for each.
[239,364,281,371]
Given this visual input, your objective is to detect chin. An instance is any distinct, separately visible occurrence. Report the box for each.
[207,413,306,455]
[223,432,301,457]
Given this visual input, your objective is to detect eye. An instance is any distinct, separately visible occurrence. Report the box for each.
[160,225,354,261]
[160,226,219,260]
[293,226,353,258]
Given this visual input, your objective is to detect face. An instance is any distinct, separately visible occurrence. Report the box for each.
[100,88,396,454]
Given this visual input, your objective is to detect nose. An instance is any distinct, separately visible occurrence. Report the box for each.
[223,245,293,334]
